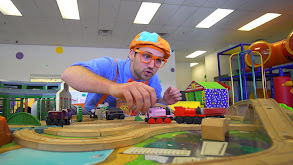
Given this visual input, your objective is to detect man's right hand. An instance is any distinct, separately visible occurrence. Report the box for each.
[109,82,157,114]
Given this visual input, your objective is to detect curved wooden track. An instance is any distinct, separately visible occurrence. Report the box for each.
[13,98,293,164]
[14,124,201,151]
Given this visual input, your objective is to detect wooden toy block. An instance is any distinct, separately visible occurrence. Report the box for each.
[201,118,229,141]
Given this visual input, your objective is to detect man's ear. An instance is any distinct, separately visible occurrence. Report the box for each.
[129,49,135,60]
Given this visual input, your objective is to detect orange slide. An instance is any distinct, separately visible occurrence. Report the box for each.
[245,30,293,69]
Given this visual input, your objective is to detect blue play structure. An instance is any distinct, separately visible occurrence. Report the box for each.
[217,43,293,102]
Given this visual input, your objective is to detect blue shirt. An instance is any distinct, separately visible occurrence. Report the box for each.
[72,57,162,111]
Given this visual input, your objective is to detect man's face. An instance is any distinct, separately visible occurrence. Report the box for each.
[129,47,164,81]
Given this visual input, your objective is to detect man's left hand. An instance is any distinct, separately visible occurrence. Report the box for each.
[161,86,182,105]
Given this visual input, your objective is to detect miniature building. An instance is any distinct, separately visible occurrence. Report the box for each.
[201,118,229,141]
[185,81,229,108]
[56,82,72,111]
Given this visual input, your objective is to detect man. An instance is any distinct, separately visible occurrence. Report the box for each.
[61,31,182,114]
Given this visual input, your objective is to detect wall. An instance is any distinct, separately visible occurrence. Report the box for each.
[0,44,176,96]
[158,51,177,94]
[191,63,206,82]
[205,52,220,82]
[175,62,192,91]
[201,50,232,82]
[0,44,128,81]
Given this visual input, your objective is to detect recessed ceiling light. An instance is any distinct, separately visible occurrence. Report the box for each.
[190,63,198,67]
[0,0,22,16]
[238,13,281,31]
[134,2,161,24]
[196,8,234,28]
[56,0,80,20]
[186,50,206,58]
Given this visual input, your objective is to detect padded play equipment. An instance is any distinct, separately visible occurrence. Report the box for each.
[245,30,293,69]
[0,116,12,147]
[274,76,293,107]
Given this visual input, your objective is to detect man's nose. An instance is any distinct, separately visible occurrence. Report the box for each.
[147,59,156,68]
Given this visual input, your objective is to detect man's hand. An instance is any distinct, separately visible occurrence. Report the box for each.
[160,86,182,105]
[109,82,157,114]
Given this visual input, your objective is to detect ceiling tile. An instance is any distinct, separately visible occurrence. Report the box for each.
[202,0,230,8]
[150,4,180,26]
[190,7,216,27]
[220,0,250,9]
[63,20,84,43]
[183,0,207,7]
[98,0,120,30]
[0,0,291,63]
[166,6,198,26]
[78,0,100,23]
[143,0,164,3]
[33,0,62,19]
[163,0,185,5]
[13,0,43,21]
[116,1,141,24]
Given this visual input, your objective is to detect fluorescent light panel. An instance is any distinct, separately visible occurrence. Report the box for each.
[196,8,233,28]
[238,13,281,31]
[134,2,161,24]
[186,50,206,58]
[190,63,198,67]
[0,0,22,16]
[56,0,80,20]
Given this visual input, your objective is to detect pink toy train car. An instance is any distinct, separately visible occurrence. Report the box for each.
[145,104,173,124]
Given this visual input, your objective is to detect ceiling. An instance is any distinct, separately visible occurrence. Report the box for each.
[0,0,292,64]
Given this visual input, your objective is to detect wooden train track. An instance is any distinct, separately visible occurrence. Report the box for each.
[13,98,293,164]
[14,123,202,151]
[174,99,293,165]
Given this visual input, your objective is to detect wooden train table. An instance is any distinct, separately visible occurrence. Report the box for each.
[1,99,293,165]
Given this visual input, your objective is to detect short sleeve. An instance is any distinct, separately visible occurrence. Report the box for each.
[72,57,117,81]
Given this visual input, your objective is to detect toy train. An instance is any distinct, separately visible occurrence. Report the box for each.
[46,109,72,126]
[174,106,226,124]
[106,108,125,120]
[145,104,173,124]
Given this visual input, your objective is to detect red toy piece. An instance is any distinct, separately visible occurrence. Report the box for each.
[174,106,226,124]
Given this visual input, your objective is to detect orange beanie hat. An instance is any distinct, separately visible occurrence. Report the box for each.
[129,31,172,59]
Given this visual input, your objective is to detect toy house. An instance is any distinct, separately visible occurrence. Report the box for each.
[185,81,228,108]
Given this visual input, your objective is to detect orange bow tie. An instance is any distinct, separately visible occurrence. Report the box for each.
[127,78,148,84]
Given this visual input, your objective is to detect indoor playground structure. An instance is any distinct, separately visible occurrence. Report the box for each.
[0,80,72,125]
[218,30,293,108]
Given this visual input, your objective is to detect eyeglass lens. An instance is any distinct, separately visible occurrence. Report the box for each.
[141,53,165,67]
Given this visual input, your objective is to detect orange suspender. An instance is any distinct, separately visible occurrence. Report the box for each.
[94,59,149,107]
[95,59,118,107]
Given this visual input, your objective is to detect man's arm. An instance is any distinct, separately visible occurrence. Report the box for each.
[61,66,115,94]
[61,66,157,114]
